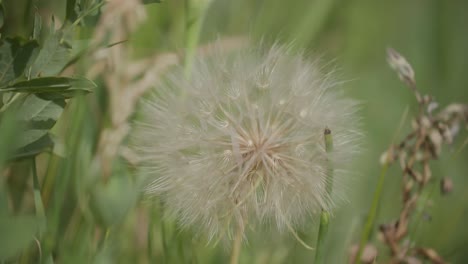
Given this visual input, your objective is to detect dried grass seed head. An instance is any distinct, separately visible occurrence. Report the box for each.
[131,44,361,241]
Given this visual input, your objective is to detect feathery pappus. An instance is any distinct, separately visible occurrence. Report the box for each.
[130,44,361,242]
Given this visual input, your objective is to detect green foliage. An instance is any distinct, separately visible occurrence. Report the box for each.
[0,38,38,86]
[91,171,138,227]
[1,77,95,97]
[0,5,99,261]
[13,95,64,155]
[26,14,76,79]
[13,132,55,160]
[0,0,467,263]
[28,32,70,78]
[0,215,38,261]
[0,2,96,161]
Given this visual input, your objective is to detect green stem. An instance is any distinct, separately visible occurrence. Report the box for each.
[97,227,111,251]
[314,211,330,264]
[184,0,212,77]
[230,226,243,264]
[147,206,155,262]
[355,163,389,263]
[70,1,107,28]
[291,0,337,48]
[159,200,169,264]
[324,128,334,194]
[32,157,47,263]
[314,128,334,264]
[32,157,46,236]
[408,181,437,246]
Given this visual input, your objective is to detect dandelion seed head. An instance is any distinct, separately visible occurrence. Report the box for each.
[131,44,361,241]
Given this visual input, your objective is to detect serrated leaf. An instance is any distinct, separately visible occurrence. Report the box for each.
[0,76,95,97]
[0,38,38,86]
[0,215,38,261]
[29,32,70,77]
[14,95,64,150]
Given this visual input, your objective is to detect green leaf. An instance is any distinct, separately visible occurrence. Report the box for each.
[0,76,96,98]
[0,38,38,86]
[91,172,138,227]
[1,90,12,104]
[14,95,64,150]
[65,0,78,23]
[29,32,70,77]
[12,133,55,160]
[0,215,38,261]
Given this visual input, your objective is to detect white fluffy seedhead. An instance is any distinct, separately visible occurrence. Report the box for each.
[131,44,361,242]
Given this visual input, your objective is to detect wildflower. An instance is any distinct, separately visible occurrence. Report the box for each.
[130,45,360,241]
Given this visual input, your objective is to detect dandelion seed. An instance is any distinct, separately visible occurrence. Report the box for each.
[130,44,361,241]
[295,144,306,157]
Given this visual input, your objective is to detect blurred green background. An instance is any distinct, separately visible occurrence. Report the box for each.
[1,0,467,263]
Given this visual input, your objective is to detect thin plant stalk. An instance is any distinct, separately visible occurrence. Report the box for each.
[355,162,389,263]
[70,1,107,28]
[230,227,243,264]
[408,181,437,246]
[292,0,337,48]
[314,211,330,263]
[184,0,212,76]
[314,128,334,264]
[147,205,157,262]
[355,105,409,263]
[159,200,169,264]
[32,157,46,236]
[30,157,48,263]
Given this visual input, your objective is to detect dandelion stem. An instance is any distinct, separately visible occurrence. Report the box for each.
[159,200,169,264]
[314,211,329,263]
[355,162,389,263]
[314,128,334,264]
[324,127,334,193]
[230,227,243,264]
[148,205,158,262]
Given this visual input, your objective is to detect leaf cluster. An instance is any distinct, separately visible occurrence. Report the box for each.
[0,3,96,162]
